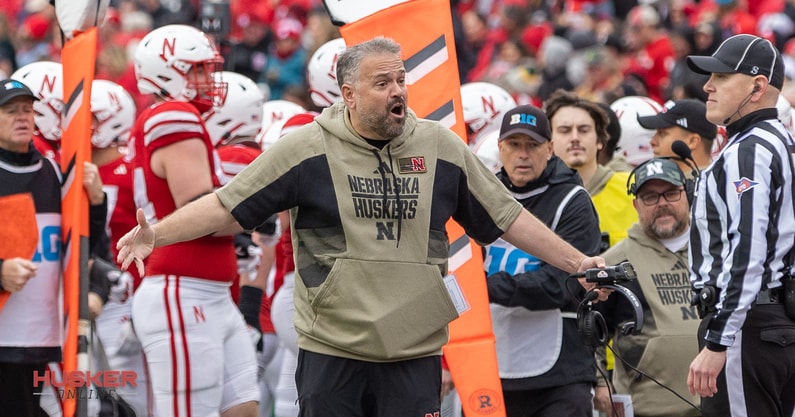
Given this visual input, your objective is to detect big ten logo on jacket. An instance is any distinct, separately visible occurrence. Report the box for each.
[33,223,61,263]
[484,237,566,378]
[484,240,540,275]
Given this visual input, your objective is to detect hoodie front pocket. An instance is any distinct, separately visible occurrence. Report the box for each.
[307,258,460,360]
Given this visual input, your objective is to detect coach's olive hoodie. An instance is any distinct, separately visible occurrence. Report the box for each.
[597,224,700,416]
[217,102,522,362]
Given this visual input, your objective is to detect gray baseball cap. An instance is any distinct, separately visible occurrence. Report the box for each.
[0,79,38,106]
[631,158,686,195]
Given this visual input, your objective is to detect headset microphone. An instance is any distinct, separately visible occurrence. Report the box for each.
[723,86,758,125]
[669,140,700,205]
[670,140,692,161]
[671,140,699,175]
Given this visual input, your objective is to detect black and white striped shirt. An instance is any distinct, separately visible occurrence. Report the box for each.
[689,108,795,349]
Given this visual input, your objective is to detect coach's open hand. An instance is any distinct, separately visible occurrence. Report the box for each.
[116,208,155,277]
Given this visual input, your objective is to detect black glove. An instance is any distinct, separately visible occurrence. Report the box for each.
[234,233,258,259]
[89,256,116,303]
[239,285,264,351]
[253,214,281,247]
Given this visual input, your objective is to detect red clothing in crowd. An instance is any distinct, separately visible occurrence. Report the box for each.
[624,35,675,103]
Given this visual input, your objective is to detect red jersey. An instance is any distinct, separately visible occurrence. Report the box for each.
[276,226,294,277]
[624,36,675,103]
[32,135,59,163]
[217,143,268,325]
[217,143,262,179]
[260,225,293,333]
[130,100,237,282]
[98,156,143,288]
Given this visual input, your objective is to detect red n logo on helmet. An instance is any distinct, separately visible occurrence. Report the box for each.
[108,91,121,112]
[327,53,339,81]
[159,37,176,62]
[39,74,57,96]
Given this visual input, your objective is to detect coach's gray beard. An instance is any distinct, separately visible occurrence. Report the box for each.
[360,102,406,139]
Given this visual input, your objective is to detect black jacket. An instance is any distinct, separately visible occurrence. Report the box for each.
[486,156,602,390]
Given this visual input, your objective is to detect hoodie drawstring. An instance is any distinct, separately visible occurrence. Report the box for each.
[371,147,403,247]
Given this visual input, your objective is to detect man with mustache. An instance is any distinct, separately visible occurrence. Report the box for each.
[546,90,638,252]
[116,37,607,417]
[592,158,701,417]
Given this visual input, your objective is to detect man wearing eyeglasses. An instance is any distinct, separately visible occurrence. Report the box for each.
[593,158,701,417]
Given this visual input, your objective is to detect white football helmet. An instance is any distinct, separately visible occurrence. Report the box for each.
[471,129,501,174]
[262,111,318,147]
[256,100,306,150]
[11,61,64,142]
[460,82,516,145]
[133,24,226,112]
[278,112,318,137]
[204,71,265,146]
[610,95,663,166]
[90,79,137,148]
[776,94,794,134]
[307,37,346,108]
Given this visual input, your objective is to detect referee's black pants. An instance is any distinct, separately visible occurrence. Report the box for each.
[699,304,795,417]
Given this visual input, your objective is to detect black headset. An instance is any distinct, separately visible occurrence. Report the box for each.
[577,284,645,348]
[626,157,697,206]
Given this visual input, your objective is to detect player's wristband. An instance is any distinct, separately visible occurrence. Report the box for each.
[239,285,263,332]
[705,340,727,352]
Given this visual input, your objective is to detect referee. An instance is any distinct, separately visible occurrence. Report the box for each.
[686,34,795,417]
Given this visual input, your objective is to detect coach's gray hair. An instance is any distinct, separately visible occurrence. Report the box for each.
[336,37,402,88]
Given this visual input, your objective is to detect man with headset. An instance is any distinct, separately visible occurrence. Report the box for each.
[592,158,700,417]
[686,34,795,417]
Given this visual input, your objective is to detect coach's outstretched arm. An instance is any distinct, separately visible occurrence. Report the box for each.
[116,193,236,276]
[502,209,606,293]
